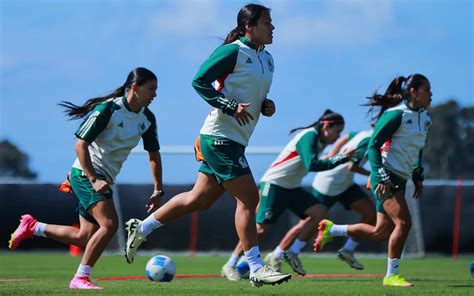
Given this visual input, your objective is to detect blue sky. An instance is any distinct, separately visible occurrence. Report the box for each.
[1,0,473,184]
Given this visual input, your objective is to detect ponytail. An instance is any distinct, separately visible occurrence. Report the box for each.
[224,4,271,45]
[289,109,344,135]
[224,26,245,44]
[366,73,428,122]
[59,86,126,120]
[59,67,157,120]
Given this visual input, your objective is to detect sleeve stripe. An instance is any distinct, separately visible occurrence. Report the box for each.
[77,111,100,138]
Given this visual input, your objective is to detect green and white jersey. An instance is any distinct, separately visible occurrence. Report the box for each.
[260,128,349,189]
[193,37,274,147]
[72,96,159,182]
[369,102,431,183]
[313,130,373,196]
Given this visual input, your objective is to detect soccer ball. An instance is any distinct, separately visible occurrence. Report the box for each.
[145,255,176,282]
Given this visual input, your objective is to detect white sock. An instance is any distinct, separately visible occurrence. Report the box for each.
[225,253,240,267]
[244,246,264,273]
[290,239,307,255]
[273,246,285,259]
[76,264,92,277]
[341,238,359,252]
[386,258,400,278]
[139,214,163,237]
[33,222,47,237]
[329,224,348,237]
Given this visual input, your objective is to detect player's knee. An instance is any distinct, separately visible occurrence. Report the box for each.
[398,218,412,232]
[100,219,118,235]
[373,227,390,241]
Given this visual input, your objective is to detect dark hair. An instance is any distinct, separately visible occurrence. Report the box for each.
[223,4,271,44]
[59,67,157,119]
[366,73,429,122]
[289,109,345,135]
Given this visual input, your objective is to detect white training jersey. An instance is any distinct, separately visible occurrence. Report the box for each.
[313,130,373,196]
[72,97,159,182]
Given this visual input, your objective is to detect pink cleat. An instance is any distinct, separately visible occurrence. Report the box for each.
[8,214,37,250]
[69,275,102,289]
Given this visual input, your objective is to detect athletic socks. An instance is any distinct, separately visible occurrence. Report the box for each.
[244,246,264,273]
[386,258,400,278]
[76,264,92,277]
[329,224,348,237]
[225,253,241,267]
[33,222,47,237]
[139,214,163,237]
[290,239,307,255]
[273,246,285,259]
[341,238,359,253]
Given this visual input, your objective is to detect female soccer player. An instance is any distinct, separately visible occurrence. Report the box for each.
[124,4,291,287]
[8,67,163,289]
[222,110,353,279]
[261,128,376,275]
[314,74,432,287]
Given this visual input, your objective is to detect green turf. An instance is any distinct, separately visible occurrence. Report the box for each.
[0,253,472,295]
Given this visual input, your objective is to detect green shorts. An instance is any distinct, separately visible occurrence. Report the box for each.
[370,170,407,213]
[198,134,251,184]
[69,167,113,225]
[311,184,369,210]
[256,182,320,224]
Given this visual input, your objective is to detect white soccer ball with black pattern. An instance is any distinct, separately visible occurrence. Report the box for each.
[145,255,176,282]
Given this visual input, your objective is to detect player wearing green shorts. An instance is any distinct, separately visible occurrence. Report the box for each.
[124,4,292,287]
[223,110,353,278]
[314,74,432,287]
[9,68,163,289]
[261,129,375,274]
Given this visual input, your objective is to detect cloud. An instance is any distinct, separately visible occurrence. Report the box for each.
[148,0,229,37]
[276,0,395,47]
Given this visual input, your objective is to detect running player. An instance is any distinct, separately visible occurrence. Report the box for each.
[263,129,376,274]
[124,4,291,287]
[222,110,353,279]
[314,74,432,287]
[9,67,163,289]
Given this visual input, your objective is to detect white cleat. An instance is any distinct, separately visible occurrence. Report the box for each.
[264,252,282,272]
[124,218,146,264]
[249,264,291,287]
[337,249,364,270]
[221,265,241,281]
[284,250,306,276]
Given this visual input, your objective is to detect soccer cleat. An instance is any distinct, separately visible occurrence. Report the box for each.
[337,249,364,270]
[313,219,334,253]
[69,275,102,289]
[283,250,306,276]
[8,214,38,250]
[124,218,146,264]
[383,274,414,287]
[221,265,241,281]
[249,264,291,287]
[264,252,282,272]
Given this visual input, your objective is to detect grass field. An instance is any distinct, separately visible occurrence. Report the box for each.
[0,253,472,295]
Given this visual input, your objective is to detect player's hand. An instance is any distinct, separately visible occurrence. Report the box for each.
[261,99,276,117]
[92,179,110,194]
[374,181,398,200]
[146,192,162,213]
[413,181,423,199]
[233,102,254,126]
